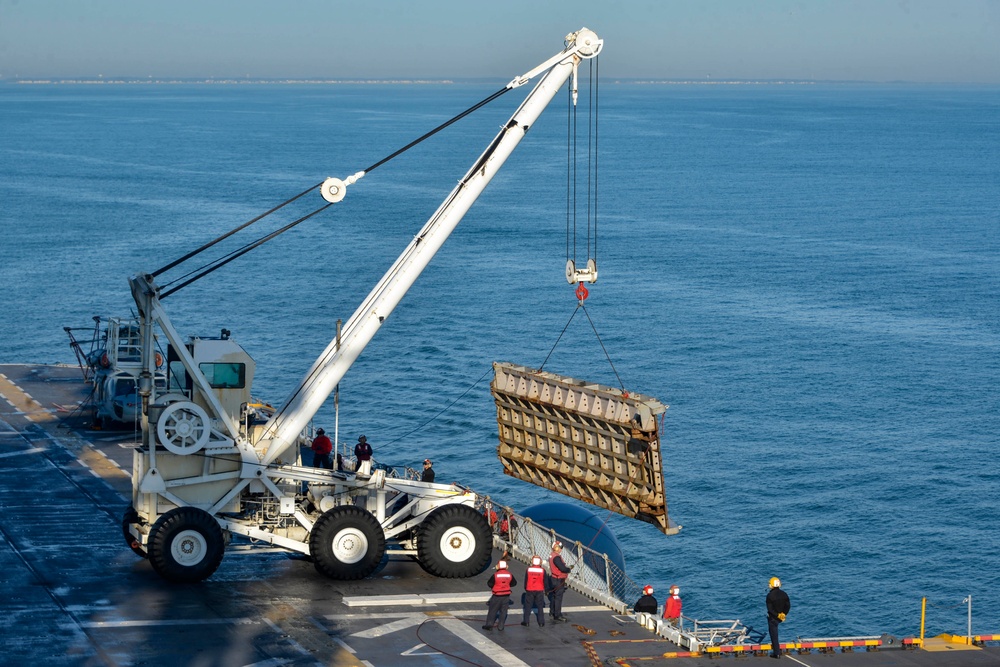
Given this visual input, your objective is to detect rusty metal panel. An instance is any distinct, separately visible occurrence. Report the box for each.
[491,361,680,535]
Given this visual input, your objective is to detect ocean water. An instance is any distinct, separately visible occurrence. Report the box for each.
[1,81,998,640]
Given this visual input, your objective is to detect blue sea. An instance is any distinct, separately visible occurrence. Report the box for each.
[1,81,998,640]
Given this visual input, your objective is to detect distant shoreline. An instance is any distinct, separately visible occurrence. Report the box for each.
[0,78,956,86]
[4,78,992,87]
[7,78,460,85]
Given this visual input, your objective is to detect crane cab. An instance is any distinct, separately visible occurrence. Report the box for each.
[165,330,256,426]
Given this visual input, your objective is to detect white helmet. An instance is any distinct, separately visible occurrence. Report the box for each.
[496,560,508,570]
[531,555,542,566]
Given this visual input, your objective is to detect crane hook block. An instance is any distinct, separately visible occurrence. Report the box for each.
[565,258,598,284]
[320,177,348,203]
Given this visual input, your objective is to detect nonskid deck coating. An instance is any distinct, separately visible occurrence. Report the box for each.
[1,363,996,666]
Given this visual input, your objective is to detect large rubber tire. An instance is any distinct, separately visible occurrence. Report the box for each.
[147,507,225,583]
[122,505,147,558]
[310,506,386,580]
[417,504,492,578]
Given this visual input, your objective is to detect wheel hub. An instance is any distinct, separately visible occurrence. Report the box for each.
[440,527,476,563]
[171,529,207,566]
[332,527,369,564]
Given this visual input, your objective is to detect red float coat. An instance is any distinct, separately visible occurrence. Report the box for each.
[491,571,513,596]
[664,594,682,620]
[311,435,332,455]
[525,566,546,592]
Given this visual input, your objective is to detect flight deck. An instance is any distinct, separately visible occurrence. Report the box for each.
[1,363,997,666]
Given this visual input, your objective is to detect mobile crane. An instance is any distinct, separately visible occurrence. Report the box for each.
[123,29,604,583]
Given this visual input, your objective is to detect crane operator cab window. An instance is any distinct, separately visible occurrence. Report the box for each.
[199,362,246,389]
[164,337,257,423]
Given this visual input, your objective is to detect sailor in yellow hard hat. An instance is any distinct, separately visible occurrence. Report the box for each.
[765,577,791,658]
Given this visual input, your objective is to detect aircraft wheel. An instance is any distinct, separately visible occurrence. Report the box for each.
[417,504,492,578]
[148,507,225,582]
[310,506,386,580]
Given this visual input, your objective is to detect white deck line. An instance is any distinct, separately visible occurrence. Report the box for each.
[436,616,530,667]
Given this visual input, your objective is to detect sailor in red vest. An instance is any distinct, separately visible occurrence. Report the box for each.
[663,585,682,625]
[547,541,573,623]
[520,555,547,627]
[483,560,517,632]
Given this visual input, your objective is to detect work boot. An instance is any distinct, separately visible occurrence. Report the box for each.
[482,625,492,631]
[520,622,528,626]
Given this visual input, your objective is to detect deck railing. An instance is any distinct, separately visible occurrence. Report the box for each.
[481,498,757,652]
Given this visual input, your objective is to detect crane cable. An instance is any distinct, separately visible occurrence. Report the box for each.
[565,57,599,280]
[538,301,625,393]
[154,86,513,296]
[548,57,624,389]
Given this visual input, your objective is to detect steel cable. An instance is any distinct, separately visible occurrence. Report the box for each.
[154,86,512,294]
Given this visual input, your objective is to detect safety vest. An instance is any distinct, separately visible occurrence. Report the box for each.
[492,571,513,595]
[549,552,568,579]
[525,566,545,591]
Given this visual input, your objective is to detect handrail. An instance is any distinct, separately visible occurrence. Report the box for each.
[476,497,756,651]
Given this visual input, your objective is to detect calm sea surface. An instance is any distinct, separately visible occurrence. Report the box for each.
[1,82,998,638]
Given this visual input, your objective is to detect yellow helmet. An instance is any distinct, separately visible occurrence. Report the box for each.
[769,577,781,589]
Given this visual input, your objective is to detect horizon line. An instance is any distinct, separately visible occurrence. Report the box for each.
[4,77,994,87]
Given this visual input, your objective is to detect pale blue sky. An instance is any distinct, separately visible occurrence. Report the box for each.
[1,0,998,83]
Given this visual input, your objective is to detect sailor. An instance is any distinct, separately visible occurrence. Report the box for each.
[310,428,333,470]
[483,560,517,632]
[548,541,572,623]
[766,577,791,659]
[520,555,546,627]
[354,435,372,474]
[634,584,658,615]
[421,458,435,483]
[498,512,517,538]
[663,585,682,625]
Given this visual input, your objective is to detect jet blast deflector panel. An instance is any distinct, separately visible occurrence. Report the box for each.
[491,362,679,535]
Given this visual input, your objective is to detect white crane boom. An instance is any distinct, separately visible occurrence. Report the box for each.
[258,28,603,465]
